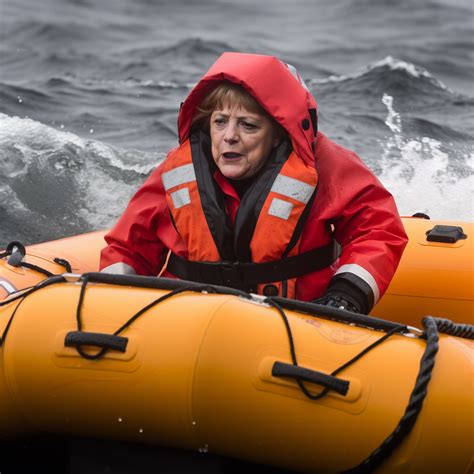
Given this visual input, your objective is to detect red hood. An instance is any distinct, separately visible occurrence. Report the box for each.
[177,52,318,165]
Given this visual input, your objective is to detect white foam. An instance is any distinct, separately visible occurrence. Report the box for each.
[0,113,84,152]
[0,113,159,176]
[80,77,183,89]
[378,96,473,221]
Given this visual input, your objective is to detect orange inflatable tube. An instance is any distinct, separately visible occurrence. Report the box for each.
[0,272,472,473]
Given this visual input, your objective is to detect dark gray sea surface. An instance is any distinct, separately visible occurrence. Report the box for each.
[0,0,473,247]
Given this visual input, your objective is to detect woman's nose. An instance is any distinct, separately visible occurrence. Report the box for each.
[223,122,239,143]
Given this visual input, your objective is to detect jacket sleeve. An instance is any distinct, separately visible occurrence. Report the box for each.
[315,135,408,311]
[100,161,169,276]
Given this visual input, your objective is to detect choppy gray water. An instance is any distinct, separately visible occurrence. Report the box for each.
[1,0,473,247]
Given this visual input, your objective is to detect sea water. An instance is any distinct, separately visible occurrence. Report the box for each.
[1,0,473,246]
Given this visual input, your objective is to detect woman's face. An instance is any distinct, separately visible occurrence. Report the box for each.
[210,104,280,180]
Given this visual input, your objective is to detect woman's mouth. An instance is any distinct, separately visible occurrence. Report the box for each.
[222,152,243,159]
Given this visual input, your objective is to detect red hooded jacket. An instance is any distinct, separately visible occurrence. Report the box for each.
[100,53,408,310]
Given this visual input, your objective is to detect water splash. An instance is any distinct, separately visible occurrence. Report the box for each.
[378,95,473,220]
[382,93,402,135]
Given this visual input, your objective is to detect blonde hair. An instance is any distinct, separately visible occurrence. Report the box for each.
[191,81,286,139]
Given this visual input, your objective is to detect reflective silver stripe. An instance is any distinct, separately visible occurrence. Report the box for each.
[171,188,191,209]
[0,278,16,294]
[271,175,315,204]
[268,198,294,220]
[162,164,196,191]
[335,264,380,304]
[101,262,137,275]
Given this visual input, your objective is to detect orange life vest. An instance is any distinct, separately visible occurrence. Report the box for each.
[161,133,339,298]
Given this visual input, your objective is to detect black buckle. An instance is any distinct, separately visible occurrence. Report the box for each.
[219,261,243,286]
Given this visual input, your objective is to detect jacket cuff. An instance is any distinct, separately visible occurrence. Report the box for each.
[327,274,374,314]
[334,263,380,304]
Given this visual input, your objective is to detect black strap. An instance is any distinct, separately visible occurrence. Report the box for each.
[272,361,349,396]
[65,331,128,353]
[232,140,292,262]
[166,239,341,287]
[191,132,235,261]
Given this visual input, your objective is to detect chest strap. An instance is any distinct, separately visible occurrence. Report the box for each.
[167,240,341,288]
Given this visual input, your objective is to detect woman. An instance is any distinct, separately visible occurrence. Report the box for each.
[100,52,408,314]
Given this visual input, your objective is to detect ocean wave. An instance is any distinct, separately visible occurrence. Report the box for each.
[126,37,235,62]
[336,0,473,17]
[3,20,98,47]
[309,56,451,93]
[81,77,187,91]
[0,113,163,240]
[0,114,159,176]
[0,82,55,103]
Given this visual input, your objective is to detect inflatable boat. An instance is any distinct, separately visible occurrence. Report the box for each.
[1,216,472,325]
[0,216,473,473]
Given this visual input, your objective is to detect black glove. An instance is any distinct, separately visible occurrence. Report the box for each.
[313,278,369,314]
[313,293,359,312]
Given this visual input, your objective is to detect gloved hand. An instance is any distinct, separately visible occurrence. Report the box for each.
[313,277,370,314]
[313,293,360,313]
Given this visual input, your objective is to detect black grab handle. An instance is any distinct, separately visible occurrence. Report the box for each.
[6,241,26,267]
[272,361,350,396]
[65,331,128,353]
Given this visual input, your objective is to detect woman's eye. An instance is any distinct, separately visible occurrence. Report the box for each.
[242,121,257,130]
[213,118,226,126]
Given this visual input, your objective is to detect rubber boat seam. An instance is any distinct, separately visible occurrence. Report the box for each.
[385,292,473,301]
[190,293,236,447]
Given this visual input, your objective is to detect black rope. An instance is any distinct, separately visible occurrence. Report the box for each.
[75,274,89,332]
[1,239,73,276]
[0,294,29,348]
[264,297,406,401]
[0,275,66,308]
[54,258,72,273]
[18,262,54,278]
[0,275,67,346]
[0,286,35,307]
[428,316,474,339]
[330,326,403,377]
[72,277,239,360]
[344,316,440,474]
[113,285,219,335]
